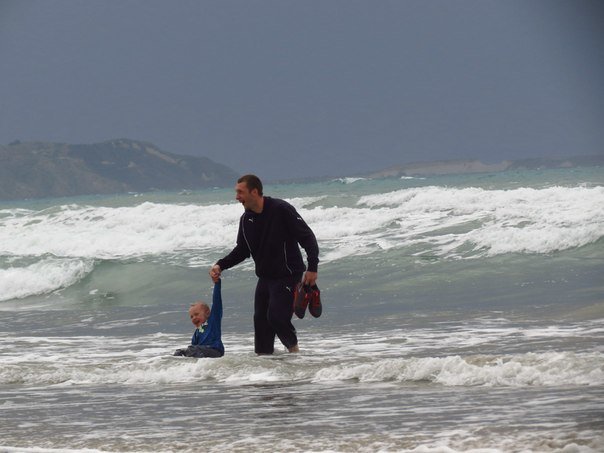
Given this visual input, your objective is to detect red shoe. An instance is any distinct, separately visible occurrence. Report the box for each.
[308,284,322,318]
[293,282,310,319]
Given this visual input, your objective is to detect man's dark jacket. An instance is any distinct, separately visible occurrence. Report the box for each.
[216,197,319,278]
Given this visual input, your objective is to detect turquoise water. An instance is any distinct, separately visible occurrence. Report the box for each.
[1,167,603,452]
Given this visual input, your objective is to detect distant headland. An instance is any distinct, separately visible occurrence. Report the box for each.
[362,154,604,179]
[1,139,602,201]
[272,153,603,185]
[0,139,239,201]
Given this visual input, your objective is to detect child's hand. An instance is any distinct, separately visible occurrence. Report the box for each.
[211,274,220,283]
[209,264,221,281]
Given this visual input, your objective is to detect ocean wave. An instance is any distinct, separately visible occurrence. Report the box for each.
[312,351,604,387]
[355,185,604,257]
[0,185,602,264]
[0,201,242,260]
[332,177,367,184]
[1,334,601,388]
[0,258,94,301]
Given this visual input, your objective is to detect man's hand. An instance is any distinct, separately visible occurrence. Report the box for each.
[303,271,318,286]
[209,264,221,282]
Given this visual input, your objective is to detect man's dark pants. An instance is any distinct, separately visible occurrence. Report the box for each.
[254,273,301,354]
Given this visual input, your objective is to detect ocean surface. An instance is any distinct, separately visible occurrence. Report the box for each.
[1,166,603,453]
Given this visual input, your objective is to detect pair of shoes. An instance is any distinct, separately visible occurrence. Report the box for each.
[293,283,322,319]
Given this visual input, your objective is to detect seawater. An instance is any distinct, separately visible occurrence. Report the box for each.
[1,167,603,452]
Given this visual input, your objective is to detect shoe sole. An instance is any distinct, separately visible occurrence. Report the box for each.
[308,286,322,318]
[293,283,309,319]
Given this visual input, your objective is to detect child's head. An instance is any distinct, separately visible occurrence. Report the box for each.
[189,302,210,328]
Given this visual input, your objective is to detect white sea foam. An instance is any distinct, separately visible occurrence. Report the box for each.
[313,351,604,386]
[0,202,242,260]
[332,177,367,184]
[400,175,426,180]
[0,185,602,270]
[0,258,94,301]
[2,182,602,300]
[1,330,602,388]
[356,185,604,257]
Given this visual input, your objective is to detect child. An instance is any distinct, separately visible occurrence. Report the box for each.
[174,277,224,358]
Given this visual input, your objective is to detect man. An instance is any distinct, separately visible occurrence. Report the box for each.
[209,174,319,354]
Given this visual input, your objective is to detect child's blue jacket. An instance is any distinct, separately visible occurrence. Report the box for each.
[191,280,224,355]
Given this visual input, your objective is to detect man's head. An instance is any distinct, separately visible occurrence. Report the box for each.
[237,174,263,196]
[235,174,264,212]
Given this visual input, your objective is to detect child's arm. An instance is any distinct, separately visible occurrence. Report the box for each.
[211,279,222,319]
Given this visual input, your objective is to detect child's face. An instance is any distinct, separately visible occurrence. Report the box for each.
[189,305,209,328]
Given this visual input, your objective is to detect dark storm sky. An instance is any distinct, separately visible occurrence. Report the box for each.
[1,0,602,179]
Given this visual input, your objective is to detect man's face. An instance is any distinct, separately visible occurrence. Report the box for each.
[235,182,258,210]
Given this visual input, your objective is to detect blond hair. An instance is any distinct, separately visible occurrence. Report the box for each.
[190,302,210,315]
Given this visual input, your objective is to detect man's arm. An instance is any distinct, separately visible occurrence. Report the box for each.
[284,204,319,284]
[209,220,250,280]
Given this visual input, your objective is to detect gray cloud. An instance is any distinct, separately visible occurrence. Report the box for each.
[1,0,602,179]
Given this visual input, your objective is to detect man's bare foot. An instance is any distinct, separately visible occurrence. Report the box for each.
[288,345,299,353]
